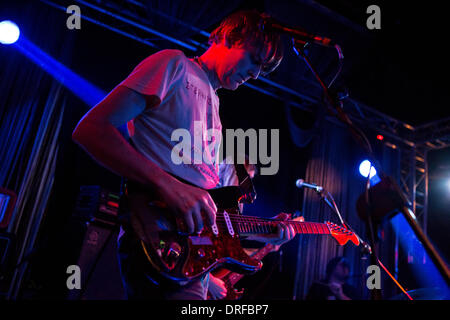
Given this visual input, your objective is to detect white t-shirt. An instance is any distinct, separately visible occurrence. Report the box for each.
[119,49,222,189]
[218,158,240,187]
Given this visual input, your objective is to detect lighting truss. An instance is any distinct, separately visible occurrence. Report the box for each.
[39,0,450,231]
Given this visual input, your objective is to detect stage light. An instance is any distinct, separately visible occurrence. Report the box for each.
[359,160,377,178]
[0,20,20,45]
[14,37,105,106]
[376,134,384,141]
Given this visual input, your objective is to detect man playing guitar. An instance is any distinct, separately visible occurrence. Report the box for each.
[72,10,296,300]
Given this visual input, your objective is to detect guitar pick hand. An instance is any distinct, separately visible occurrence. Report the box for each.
[156,176,218,234]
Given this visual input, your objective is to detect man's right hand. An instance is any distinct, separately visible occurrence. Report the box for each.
[72,86,217,235]
[156,176,217,234]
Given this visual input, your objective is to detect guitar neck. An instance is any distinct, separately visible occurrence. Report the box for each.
[222,219,330,287]
[226,214,331,236]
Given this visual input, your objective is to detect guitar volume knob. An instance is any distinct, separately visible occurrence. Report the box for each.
[197,248,205,258]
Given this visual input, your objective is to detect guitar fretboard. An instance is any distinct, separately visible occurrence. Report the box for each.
[218,214,330,236]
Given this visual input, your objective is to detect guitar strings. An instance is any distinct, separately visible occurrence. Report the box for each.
[215,217,328,229]
[200,220,331,235]
[194,212,349,236]
[213,216,330,234]
[215,215,330,230]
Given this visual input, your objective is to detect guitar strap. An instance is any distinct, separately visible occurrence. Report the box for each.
[234,163,257,204]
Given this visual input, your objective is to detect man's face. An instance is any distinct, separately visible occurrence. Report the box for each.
[215,42,265,90]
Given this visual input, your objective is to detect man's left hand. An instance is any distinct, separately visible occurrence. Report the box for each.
[245,212,300,246]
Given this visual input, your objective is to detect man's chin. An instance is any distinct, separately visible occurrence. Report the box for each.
[231,80,241,90]
[224,81,239,91]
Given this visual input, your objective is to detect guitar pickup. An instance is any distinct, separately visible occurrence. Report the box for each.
[189,236,213,245]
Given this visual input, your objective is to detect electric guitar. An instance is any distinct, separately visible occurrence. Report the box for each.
[210,243,279,300]
[126,181,360,284]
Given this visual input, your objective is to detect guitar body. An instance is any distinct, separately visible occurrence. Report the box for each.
[126,182,262,284]
[211,243,277,300]
[125,181,359,286]
[222,280,244,300]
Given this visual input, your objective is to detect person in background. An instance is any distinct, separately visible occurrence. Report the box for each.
[306,256,359,300]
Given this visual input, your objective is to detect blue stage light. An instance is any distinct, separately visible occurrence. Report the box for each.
[14,36,106,106]
[0,20,20,45]
[359,160,377,178]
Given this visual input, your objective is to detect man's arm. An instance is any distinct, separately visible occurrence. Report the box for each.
[73,86,162,185]
[72,86,217,233]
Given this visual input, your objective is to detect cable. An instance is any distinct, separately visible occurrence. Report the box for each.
[377,258,413,300]
[292,40,413,300]
[327,44,344,89]
[75,222,119,300]
[319,188,414,300]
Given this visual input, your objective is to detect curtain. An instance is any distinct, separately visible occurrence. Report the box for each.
[292,118,401,299]
[0,2,74,299]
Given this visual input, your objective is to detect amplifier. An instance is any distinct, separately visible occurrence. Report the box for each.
[73,185,120,225]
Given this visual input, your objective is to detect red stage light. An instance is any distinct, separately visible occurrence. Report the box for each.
[107,201,119,208]
[376,134,384,140]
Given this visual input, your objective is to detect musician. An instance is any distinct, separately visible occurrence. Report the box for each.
[306,256,359,300]
[72,10,296,300]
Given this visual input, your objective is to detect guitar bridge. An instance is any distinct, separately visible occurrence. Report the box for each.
[161,242,182,270]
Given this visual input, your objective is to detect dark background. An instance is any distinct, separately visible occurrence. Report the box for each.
[0,0,448,299]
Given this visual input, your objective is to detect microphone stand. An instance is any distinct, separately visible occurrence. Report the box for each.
[309,187,372,258]
[311,186,418,300]
[290,39,438,299]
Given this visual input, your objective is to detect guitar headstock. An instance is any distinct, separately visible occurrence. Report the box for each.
[325,222,360,246]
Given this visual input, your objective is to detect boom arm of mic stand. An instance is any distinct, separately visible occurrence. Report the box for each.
[292,41,380,247]
[292,41,385,300]
[292,40,450,290]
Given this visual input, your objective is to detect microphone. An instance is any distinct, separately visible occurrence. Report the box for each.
[263,21,335,48]
[295,179,323,192]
